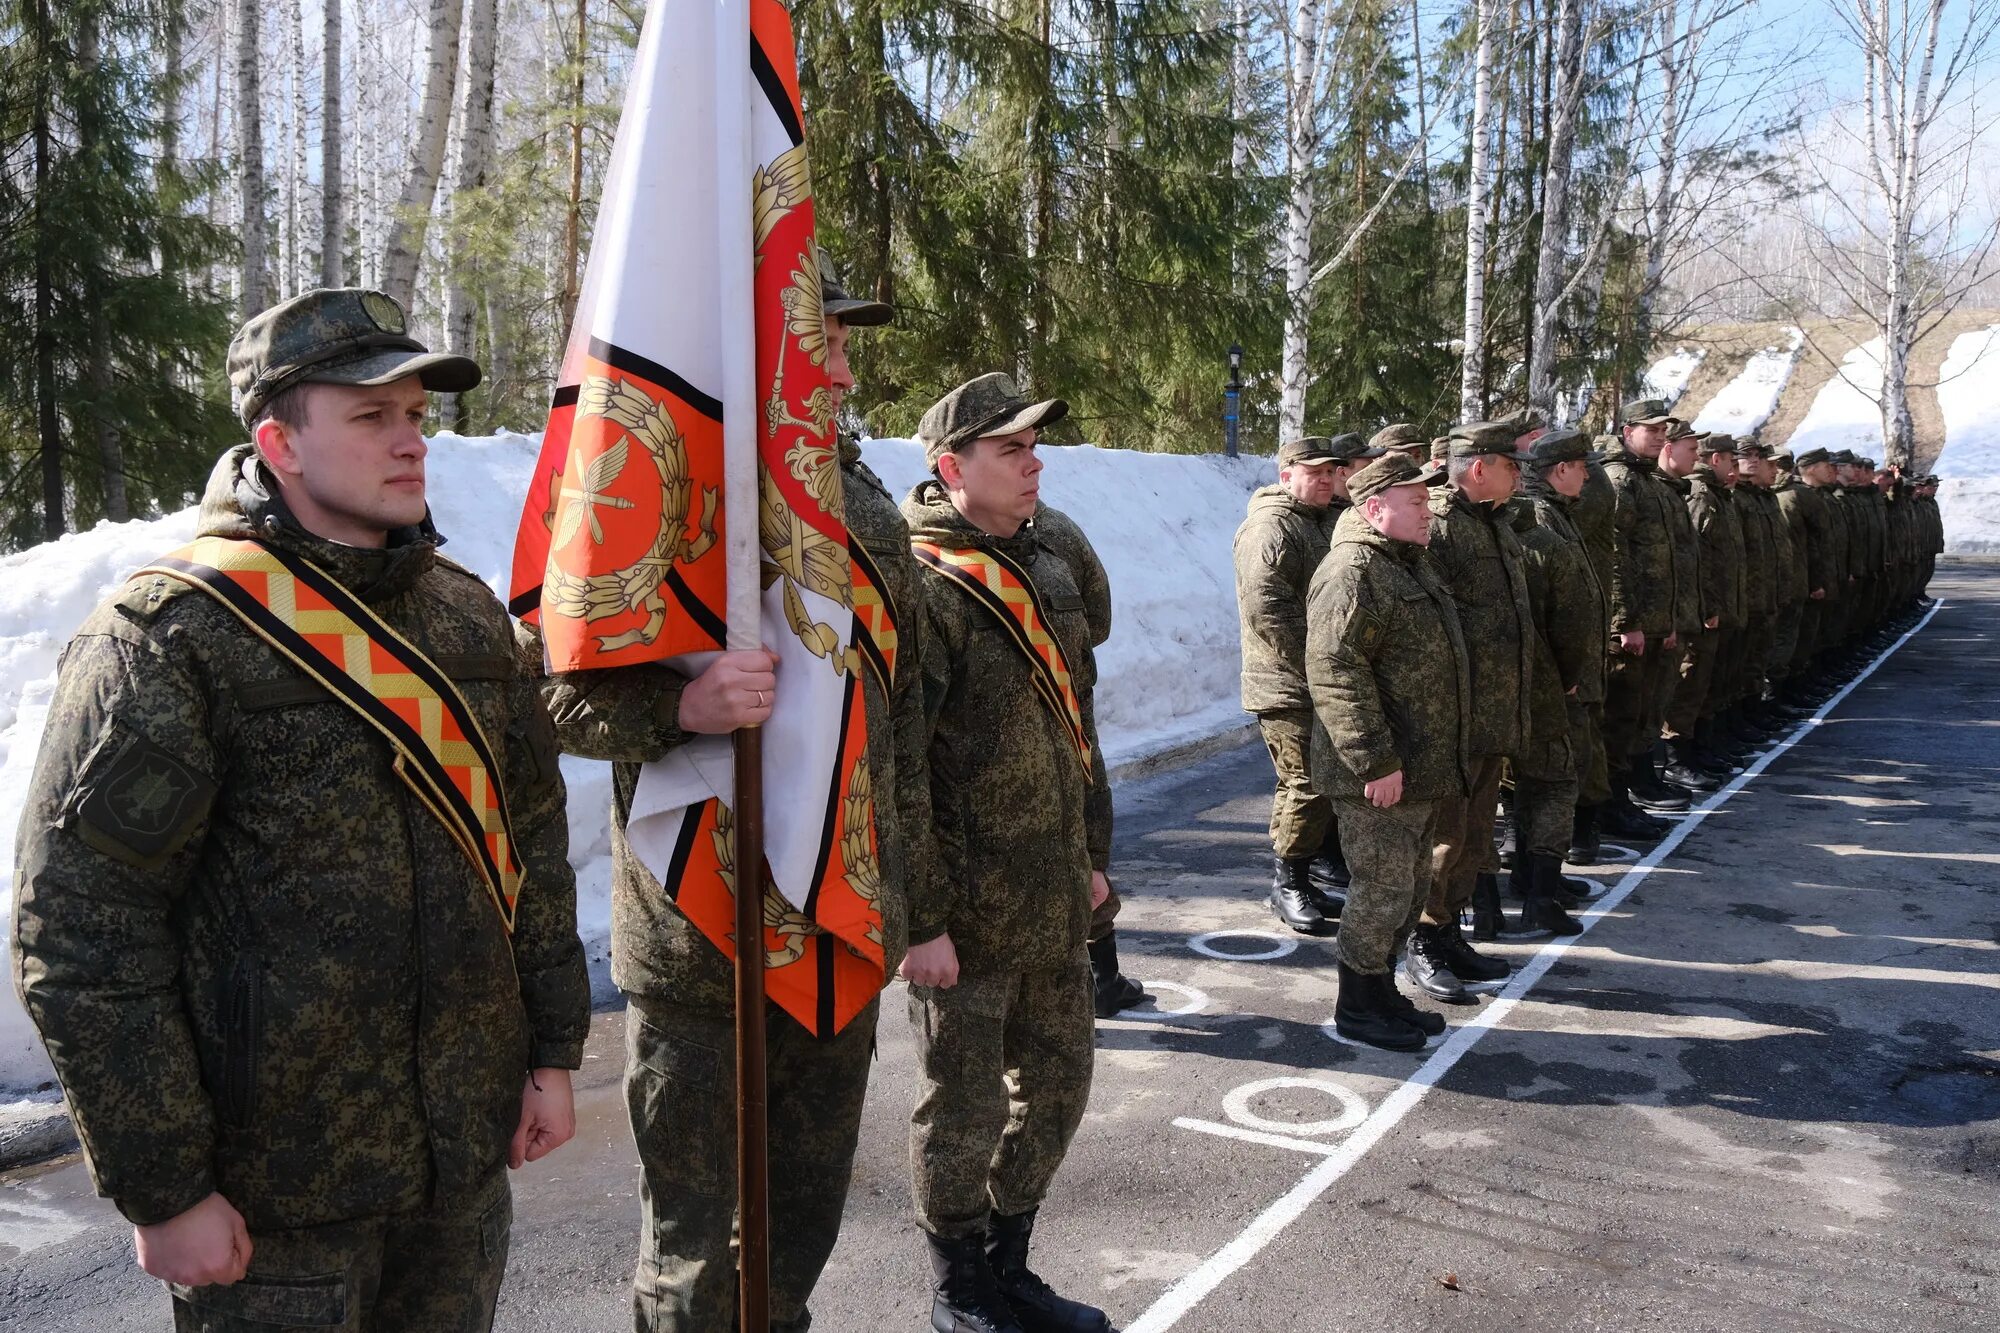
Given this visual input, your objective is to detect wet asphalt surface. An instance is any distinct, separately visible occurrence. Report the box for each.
[3,564,1996,1332]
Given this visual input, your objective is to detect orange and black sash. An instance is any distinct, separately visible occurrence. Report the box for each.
[848,536,898,700]
[137,536,522,931]
[910,539,1091,771]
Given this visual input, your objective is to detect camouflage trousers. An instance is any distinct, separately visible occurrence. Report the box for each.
[1792,598,1825,675]
[1603,641,1680,765]
[1716,622,1752,709]
[1664,628,1724,739]
[1770,599,1805,682]
[171,1172,509,1332]
[1423,754,1506,924]
[908,962,1094,1239]
[1331,796,1441,974]
[626,991,878,1333]
[1740,612,1775,702]
[1258,709,1331,858]
[1568,699,1611,807]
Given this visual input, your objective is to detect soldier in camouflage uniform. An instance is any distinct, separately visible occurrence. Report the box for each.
[1409,423,1534,1001]
[1799,447,1853,691]
[1767,448,1831,709]
[1917,475,1944,600]
[901,373,1114,1333]
[1506,427,1605,935]
[1736,440,1803,728]
[1598,400,1689,838]
[1660,432,1744,788]
[1035,501,1146,1018]
[543,260,933,1333]
[13,289,591,1332]
[1234,433,1384,935]
[1369,422,1431,464]
[1306,454,1470,1051]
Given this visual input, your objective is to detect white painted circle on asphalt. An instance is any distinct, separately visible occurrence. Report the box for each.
[1597,843,1640,864]
[1137,980,1210,1017]
[1188,930,1299,962]
[1221,1076,1370,1137]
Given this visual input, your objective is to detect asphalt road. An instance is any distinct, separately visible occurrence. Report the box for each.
[4,564,1997,1333]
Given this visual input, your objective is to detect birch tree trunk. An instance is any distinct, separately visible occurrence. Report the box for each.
[283,0,305,299]
[1635,0,1683,363]
[321,0,344,286]
[559,0,588,337]
[1526,0,1583,413]
[444,0,499,431]
[380,0,467,308]
[1229,0,1252,295]
[1458,0,1496,422]
[235,0,270,317]
[1277,0,1324,444]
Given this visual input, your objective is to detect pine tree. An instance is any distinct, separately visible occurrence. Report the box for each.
[0,0,238,547]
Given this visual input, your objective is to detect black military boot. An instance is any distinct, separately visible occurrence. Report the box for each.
[1690,719,1739,776]
[1568,804,1601,864]
[1516,853,1584,936]
[1087,935,1146,1019]
[1374,966,1446,1036]
[1600,780,1671,839]
[1310,823,1352,904]
[1724,705,1767,746]
[1433,916,1512,983]
[986,1210,1111,1333]
[1403,927,1471,1002]
[1629,751,1691,812]
[926,1230,1025,1333]
[1470,871,1505,941]
[1268,855,1335,936]
[1663,739,1720,792]
[1335,960,1430,1050]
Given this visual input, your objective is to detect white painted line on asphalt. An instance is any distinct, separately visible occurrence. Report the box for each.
[1170,1118,1343,1157]
[1136,980,1212,1017]
[1220,1077,1370,1137]
[1125,600,1947,1333]
[1187,930,1299,962]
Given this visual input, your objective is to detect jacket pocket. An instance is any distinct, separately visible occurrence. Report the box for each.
[220,952,265,1129]
[172,1271,346,1326]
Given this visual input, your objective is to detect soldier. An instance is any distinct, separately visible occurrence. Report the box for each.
[12,288,591,1332]
[1804,447,1856,687]
[1562,436,1622,862]
[1305,454,1469,1051]
[1599,400,1689,840]
[1507,427,1607,935]
[1035,502,1147,1018]
[1234,433,1384,935]
[1406,422,1534,1002]
[1660,431,1744,789]
[1370,422,1430,464]
[542,258,933,1332]
[1768,447,1834,711]
[1917,475,1944,600]
[902,372,1113,1333]
[1737,440,1804,728]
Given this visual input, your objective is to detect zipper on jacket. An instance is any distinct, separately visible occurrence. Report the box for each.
[221,952,264,1128]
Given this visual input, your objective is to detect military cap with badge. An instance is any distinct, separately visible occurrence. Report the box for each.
[227,287,480,429]
[917,372,1068,468]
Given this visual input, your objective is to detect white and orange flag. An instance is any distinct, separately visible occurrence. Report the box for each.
[509,0,884,1037]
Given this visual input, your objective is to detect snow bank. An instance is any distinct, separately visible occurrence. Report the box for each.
[1788,337,1887,455]
[1690,328,1804,438]
[1643,347,1705,405]
[1933,324,2000,552]
[0,434,1265,1091]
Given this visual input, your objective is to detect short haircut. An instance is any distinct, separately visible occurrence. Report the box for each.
[255,382,315,432]
[1448,455,1479,484]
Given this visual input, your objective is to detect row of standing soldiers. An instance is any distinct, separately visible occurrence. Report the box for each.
[1233,400,1945,1050]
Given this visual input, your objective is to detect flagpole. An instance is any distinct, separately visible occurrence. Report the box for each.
[717,0,770,1326]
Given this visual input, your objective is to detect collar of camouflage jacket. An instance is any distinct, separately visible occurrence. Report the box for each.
[901,477,1042,563]
[196,443,442,604]
[1332,504,1423,562]
[1248,483,1328,520]
[837,435,864,467]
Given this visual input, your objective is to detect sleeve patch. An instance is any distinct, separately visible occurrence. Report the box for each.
[65,725,216,871]
[1341,609,1387,657]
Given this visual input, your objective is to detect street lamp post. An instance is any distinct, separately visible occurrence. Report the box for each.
[1225,343,1243,458]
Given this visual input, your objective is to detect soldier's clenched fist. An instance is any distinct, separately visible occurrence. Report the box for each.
[134,1192,252,1288]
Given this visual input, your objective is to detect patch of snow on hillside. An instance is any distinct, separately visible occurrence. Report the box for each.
[1690,328,1805,438]
[1932,324,2000,552]
[1642,347,1705,405]
[1788,338,1887,455]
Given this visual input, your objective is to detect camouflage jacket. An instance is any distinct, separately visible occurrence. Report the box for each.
[1602,447,1684,637]
[1514,484,1608,708]
[1775,479,1837,598]
[1759,484,1807,603]
[1426,487,1535,758]
[1813,481,1855,595]
[1732,485,1777,615]
[902,483,1110,975]
[1233,486,1335,715]
[1571,459,1619,600]
[1681,466,1746,629]
[12,445,588,1231]
[543,442,937,1008]
[1921,494,1945,556]
[1305,510,1471,803]
[1032,500,1116,898]
[1843,486,1885,574]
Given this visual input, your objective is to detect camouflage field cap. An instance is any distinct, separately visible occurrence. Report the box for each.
[1447,421,1535,461]
[1523,426,1599,466]
[1369,422,1427,451]
[1498,406,1549,440]
[817,250,892,327]
[1700,431,1738,455]
[1621,397,1675,426]
[1666,418,1704,442]
[1794,446,1832,468]
[919,372,1068,466]
[1281,432,1383,466]
[1769,448,1796,470]
[228,287,480,428]
[1347,453,1441,505]
[1829,449,1859,466]
[1734,437,1772,459]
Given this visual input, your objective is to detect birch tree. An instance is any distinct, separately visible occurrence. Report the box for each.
[322,0,344,286]
[380,0,466,307]
[444,0,499,429]
[1458,0,1498,422]
[235,0,269,316]
[1276,0,1325,442]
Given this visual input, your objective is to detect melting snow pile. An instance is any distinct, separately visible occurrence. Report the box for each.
[1788,338,1888,456]
[0,434,1266,1091]
[1690,328,1805,438]
[1642,347,1705,405]
[1933,325,2000,553]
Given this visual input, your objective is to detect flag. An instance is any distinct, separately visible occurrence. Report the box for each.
[509,0,884,1037]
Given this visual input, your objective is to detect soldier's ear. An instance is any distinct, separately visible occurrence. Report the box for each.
[937,450,965,490]
[253,416,302,481]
